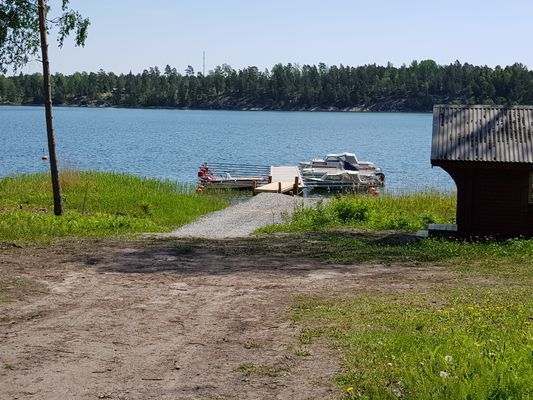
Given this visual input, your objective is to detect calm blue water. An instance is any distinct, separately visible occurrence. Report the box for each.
[0,106,454,191]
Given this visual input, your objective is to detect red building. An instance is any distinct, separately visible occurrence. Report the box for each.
[431,105,533,238]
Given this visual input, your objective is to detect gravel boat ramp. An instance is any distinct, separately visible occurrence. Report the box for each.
[170,193,316,239]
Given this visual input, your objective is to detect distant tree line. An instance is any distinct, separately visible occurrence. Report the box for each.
[1,60,533,112]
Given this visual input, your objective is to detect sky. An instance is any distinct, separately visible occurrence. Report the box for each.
[20,0,533,75]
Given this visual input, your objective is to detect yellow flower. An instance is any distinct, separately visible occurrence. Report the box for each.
[346,387,354,392]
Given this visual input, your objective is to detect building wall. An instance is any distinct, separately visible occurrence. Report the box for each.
[441,164,533,237]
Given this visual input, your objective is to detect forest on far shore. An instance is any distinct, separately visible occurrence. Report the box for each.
[1,60,532,112]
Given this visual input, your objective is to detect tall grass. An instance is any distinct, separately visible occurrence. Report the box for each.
[0,171,228,240]
[259,191,456,233]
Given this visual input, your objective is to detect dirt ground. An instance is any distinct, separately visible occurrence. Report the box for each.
[0,237,451,400]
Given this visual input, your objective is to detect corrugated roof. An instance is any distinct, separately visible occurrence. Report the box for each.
[431,105,533,163]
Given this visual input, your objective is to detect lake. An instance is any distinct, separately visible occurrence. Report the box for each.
[0,106,454,191]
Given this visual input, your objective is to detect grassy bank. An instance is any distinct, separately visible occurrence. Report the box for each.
[0,171,228,241]
[259,191,456,233]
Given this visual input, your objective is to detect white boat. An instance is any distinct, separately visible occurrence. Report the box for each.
[305,170,383,186]
[197,163,269,190]
[300,152,380,171]
[299,152,384,184]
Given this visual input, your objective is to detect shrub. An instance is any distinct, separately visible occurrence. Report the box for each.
[332,197,370,223]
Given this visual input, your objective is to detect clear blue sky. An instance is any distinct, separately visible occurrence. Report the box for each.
[25,0,533,74]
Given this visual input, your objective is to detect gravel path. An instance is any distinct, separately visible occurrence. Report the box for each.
[169,193,318,239]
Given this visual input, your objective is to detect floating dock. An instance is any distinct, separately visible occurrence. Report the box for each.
[253,166,303,195]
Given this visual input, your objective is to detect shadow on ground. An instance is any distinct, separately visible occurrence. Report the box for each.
[59,231,422,276]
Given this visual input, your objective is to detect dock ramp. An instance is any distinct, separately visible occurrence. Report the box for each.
[253,166,303,195]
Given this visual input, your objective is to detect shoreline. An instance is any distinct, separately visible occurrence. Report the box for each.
[0,102,432,114]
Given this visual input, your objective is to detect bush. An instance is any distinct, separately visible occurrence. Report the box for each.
[332,197,370,223]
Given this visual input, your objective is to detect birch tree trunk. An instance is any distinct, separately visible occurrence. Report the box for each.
[38,0,63,216]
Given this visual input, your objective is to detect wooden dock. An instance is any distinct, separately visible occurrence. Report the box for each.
[253,166,303,195]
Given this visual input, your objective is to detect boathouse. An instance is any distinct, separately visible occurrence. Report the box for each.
[431,105,533,237]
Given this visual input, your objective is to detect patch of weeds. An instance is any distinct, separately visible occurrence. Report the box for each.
[332,197,370,223]
[298,328,325,345]
[235,362,290,377]
[243,342,261,349]
[294,349,311,357]
[3,363,14,370]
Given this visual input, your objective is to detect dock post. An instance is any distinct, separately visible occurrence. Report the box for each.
[268,175,273,183]
[293,176,299,196]
[252,180,257,195]
[278,182,282,193]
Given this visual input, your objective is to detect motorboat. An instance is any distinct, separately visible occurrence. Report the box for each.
[299,152,384,184]
[305,170,383,186]
[197,163,269,190]
[299,152,380,172]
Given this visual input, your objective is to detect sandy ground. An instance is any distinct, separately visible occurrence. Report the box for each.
[0,238,450,400]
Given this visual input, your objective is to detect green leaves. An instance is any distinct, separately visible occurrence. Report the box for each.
[0,0,40,73]
[0,0,89,73]
[56,7,89,48]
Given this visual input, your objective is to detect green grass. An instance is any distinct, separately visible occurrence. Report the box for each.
[259,191,456,233]
[319,235,533,270]
[279,233,533,399]
[293,289,532,399]
[0,171,229,241]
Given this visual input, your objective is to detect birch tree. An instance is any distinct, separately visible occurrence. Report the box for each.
[0,0,89,215]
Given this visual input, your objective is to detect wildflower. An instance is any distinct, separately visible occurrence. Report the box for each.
[444,355,453,362]
[346,387,353,392]
[439,371,449,378]
[387,362,393,367]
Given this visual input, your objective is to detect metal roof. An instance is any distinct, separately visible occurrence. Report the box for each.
[431,105,533,164]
